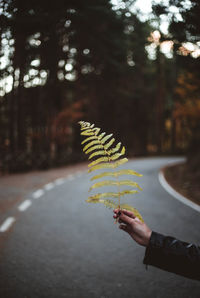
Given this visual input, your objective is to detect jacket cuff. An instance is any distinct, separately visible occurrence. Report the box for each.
[143,231,165,265]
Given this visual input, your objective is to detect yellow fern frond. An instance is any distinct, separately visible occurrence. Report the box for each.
[88,192,121,200]
[88,150,106,160]
[79,120,143,220]
[98,132,106,140]
[89,180,142,191]
[110,146,125,161]
[120,204,144,222]
[118,190,138,196]
[86,198,118,209]
[94,128,101,135]
[114,169,143,177]
[81,136,97,145]
[90,169,143,180]
[104,138,115,150]
[88,158,128,173]
[83,140,100,152]
[101,134,113,144]
[81,130,94,136]
[88,156,109,168]
[108,142,121,154]
[85,144,104,154]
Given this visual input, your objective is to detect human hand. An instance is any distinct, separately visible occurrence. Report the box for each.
[113,209,152,247]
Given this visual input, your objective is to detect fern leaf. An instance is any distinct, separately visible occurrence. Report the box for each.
[90,171,117,180]
[117,180,142,191]
[85,144,104,154]
[83,140,100,152]
[90,168,141,181]
[114,169,143,177]
[81,130,94,136]
[88,192,121,200]
[81,136,97,145]
[89,180,142,191]
[91,169,142,180]
[110,146,125,161]
[94,128,101,135]
[86,198,118,209]
[88,150,106,160]
[101,134,113,144]
[88,158,128,173]
[120,204,144,222]
[98,132,106,140]
[104,138,115,150]
[118,190,138,196]
[108,142,121,154]
[101,199,118,209]
[88,190,138,200]
[88,156,109,168]
[79,120,143,220]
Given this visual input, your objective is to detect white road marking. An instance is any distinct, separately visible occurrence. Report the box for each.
[159,170,200,213]
[54,178,65,185]
[67,174,75,181]
[0,217,16,232]
[32,189,45,199]
[44,182,55,191]
[18,199,32,212]
[18,200,32,212]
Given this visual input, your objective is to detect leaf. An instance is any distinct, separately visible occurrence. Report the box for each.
[81,130,94,136]
[120,204,144,222]
[79,121,143,220]
[87,190,138,200]
[114,169,143,177]
[104,138,115,150]
[88,150,106,160]
[98,132,106,140]
[91,169,142,180]
[118,190,138,196]
[86,198,118,209]
[87,192,121,200]
[88,158,128,173]
[83,140,100,152]
[85,144,104,154]
[81,136,97,145]
[118,180,142,191]
[88,156,109,168]
[101,134,113,144]
[110,146,125,161]
[108,142,121,154]
[94,128,101,135]
[89,180,142,191]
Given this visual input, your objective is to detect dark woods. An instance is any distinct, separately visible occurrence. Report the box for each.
[0,0,199,173]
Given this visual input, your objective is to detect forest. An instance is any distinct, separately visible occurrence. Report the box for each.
[0,0,199,174]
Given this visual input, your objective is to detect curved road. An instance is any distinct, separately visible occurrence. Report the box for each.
[0,157,199,298]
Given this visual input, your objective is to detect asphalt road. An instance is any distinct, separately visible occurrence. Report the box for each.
[0,157,199,298]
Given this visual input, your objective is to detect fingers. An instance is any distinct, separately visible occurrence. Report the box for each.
[120,209,136,219]
[113,209,136,219]
[119,212,133,225]
[119,224,129,233]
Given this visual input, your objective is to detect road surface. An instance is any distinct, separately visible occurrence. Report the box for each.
[0,157,199,298]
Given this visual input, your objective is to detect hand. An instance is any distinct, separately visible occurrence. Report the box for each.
[113,209,152,247]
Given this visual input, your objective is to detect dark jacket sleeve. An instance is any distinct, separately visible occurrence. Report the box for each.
[143,231,200,281]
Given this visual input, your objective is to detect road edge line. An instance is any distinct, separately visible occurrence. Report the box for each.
[158,169,200,213]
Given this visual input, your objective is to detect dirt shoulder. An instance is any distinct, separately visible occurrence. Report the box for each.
[0,162,88,217]
[163,162,200,206]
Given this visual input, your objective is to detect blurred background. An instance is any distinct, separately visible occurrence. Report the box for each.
[0,0,199,174]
